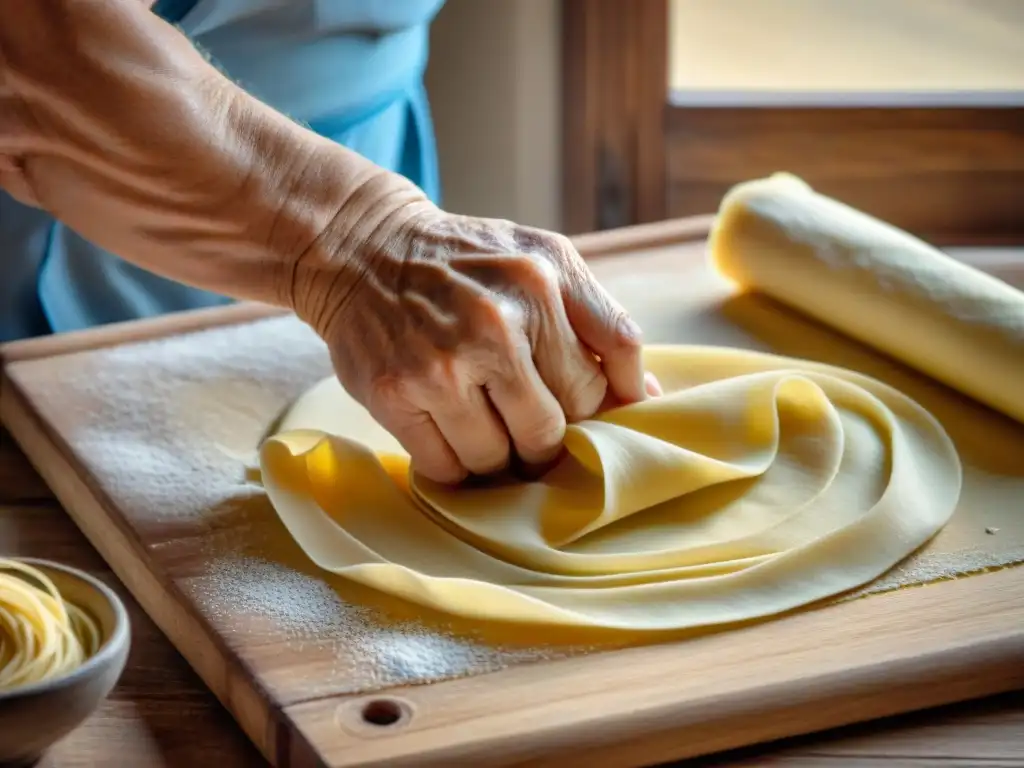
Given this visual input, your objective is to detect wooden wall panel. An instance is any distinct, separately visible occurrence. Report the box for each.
[562,0,668,234]
[562,1,1023,245]
[665,106,1024,245]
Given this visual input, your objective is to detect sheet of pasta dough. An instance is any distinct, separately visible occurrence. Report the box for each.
[256,173,1024,632]
[260,346,960,631]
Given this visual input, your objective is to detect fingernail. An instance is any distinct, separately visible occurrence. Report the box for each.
[644,371,663,397]
[618,315,643,341]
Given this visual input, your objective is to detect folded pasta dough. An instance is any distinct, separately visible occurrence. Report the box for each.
[709,173,1024,425]
[260,347,960,632]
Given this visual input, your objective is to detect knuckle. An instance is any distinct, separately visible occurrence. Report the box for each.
[370,364,456,412]
[511,254,561,302]
[465,440,511,475]
[466,293,525,350]
[467,290,509,327]
[542,232,576,261]
[609,308,643,348]
[365,374,411,412]
[563,369,608,422]
[517,409,566,455]
[419,358,466,398]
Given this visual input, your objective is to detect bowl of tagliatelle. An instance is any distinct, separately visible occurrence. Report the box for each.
[0,558,130,766]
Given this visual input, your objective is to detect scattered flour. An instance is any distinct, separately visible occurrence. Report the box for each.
[199,556,359,638]
[186,554,596,696]
[12,315,332,525]
[9,312,1022,701]
[841,544,1024,602]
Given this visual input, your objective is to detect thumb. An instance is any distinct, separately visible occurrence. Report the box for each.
[644,371,663,396]
[562,271,648,405]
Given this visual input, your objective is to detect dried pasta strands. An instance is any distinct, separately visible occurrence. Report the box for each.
[0,559,101,691]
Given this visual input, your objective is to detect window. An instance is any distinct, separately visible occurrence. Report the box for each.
[563,0,1024,244]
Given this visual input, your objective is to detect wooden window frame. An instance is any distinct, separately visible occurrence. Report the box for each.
[562,0,1024,245]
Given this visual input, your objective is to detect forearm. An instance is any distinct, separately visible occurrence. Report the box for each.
[0,0,426,311]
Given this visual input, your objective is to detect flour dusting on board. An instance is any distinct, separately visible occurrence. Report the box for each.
[842,544,1024,602]
[8,311,1022,702]
[188,554,592,696]
[8,313,598,699]
[199,556,358,638]
[13,316,333,525]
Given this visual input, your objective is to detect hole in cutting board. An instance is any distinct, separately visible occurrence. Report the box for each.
[336,696,415,737]
[361,698,405,727]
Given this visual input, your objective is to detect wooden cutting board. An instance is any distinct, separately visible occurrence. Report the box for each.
[2,216,1023,768]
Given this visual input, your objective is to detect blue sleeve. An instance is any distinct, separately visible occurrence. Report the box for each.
[151,0,200,24]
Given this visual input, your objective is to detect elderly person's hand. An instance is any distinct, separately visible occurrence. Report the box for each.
[289,180,661,483]
[1,0,658,483]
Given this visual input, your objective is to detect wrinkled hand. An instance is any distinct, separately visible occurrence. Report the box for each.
[1,1,657,485]
[295,201,660,484]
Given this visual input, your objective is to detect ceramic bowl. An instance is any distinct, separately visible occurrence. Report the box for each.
[0,558,130,767]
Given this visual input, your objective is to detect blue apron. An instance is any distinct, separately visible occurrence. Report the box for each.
[0,0,445,341]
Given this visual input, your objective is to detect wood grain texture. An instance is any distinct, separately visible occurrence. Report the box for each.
[0,301,286,365]
[2,218,1023,767]
[0,427,52,503]
[0,498,262,767]
[686,690,1024,767]
[2,439,1023,766]
[283,566,1024,767]
[665,106,1024,245]
[0,394,315,767]
[562,0,668,234]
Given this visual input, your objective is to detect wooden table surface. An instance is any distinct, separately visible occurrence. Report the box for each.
[2,427,1023,768]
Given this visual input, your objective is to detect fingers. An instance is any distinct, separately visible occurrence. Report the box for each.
[645,371,663,397]
[370,356,560,483]
[371,406,468,485]
[484,339,567,466]
[559,258,648,405]
[431,385,511,476]
[349,232,654,484]
[595,369,665,415]
[452,254,608,423]
[372,362,661,484]
[533,326,607,422]
[503,256,608,422]
[367,368,511,482]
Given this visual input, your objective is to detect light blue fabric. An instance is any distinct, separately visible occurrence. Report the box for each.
[0,0,445,342]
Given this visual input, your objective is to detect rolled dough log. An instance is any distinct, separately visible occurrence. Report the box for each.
[260,347,960,631]
[709,173,1024,425]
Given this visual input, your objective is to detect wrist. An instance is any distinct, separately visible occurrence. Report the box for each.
[278,150,437,338]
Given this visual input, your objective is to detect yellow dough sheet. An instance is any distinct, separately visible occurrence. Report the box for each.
[258,173,1024,633]
[261,350,960,631]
